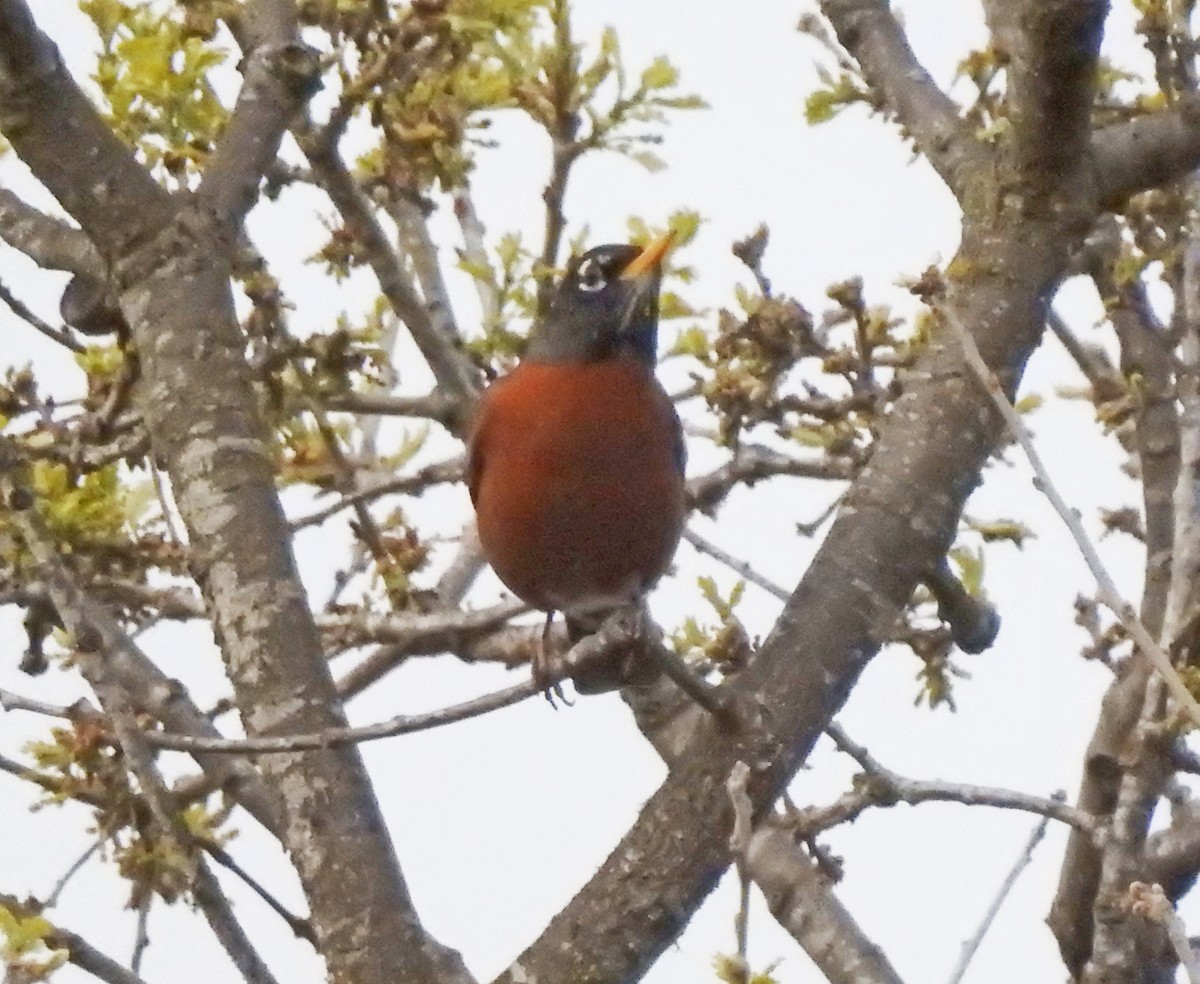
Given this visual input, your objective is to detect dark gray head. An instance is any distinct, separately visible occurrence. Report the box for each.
[524,234,673,366]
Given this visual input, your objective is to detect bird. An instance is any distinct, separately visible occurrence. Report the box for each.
[467,233,685,696]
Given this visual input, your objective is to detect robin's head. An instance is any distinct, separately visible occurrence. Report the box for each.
[526,233,673,366]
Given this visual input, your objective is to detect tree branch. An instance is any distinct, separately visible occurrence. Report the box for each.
[817,0,982,194]
[947,812,1054,984]
[1049,233,1182,974]
[0,7,469,980]
[687,444,856,514]
[0,892,152,984]
[0,187,101,274]
[1004,0,1107,188]
[295,118,480,432]
[198,0,320,233]
[816,724,1095,835]
[6,486,282,984]
[1094,93,1200,206]
[746,824,905,984]
[0,1,176,254]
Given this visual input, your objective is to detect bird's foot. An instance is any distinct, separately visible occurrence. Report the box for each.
[535,612,572,708]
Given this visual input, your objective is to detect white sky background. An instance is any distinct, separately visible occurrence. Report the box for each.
[0,2,1173,983]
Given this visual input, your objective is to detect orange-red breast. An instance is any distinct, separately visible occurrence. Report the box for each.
[467,234,685,693]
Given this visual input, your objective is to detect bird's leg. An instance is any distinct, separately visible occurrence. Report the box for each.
[535,610,570,707]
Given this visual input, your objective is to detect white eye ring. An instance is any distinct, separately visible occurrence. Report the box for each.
[577,258,607,292]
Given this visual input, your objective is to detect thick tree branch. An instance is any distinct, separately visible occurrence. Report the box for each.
[198,0,320,233]
[492,215,1089,984]
[0,2,175,253]
[1094,93,1200,206]
[726,759,907,984]
[817,0,982,194]
[1146,804,1200,902]
[746,824,905,984]
[1005,0,1108,188]
[0,188,100,274]
[0,7,468,982]
[1129,883,1200,984]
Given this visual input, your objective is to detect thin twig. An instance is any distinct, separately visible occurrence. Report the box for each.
[0,277,85,352]
[945,811,1053,984]
[290,457,462,531]
[146,677,538,753]
[46,839,103,907]
[206,845,313,943]
[131,895,151,975]
[683,527,790,602]
[822,724,1093,835]
[942,303,1200,729]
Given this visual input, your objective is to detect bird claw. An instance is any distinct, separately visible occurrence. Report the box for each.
[534,614,573,708]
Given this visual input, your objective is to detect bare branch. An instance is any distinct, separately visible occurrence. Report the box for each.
[534,1,582,316]
[1046,307,1123,401]
[148,616,657,753]
[0,1,176,255]
[322,391,458,425]
[1146,803,1200,901]
[1094,93,1200,206]
[946,812,1054,984]
[295,118,480,429]
[290,457,463,532]
[683,527,791,602]
[746,824,906,984]
[817,0,981,194]
[942,303,1200,728]
[1004,0,1107,187]
[687,445,856,514]
[199,0,320,232]
[7,484,282,984]
[0,277,85,352]
[191,860,282,984]
[819,724,1094,834]
[0,188,100,274]
[1128,883,1200,984]
[0,892,152,984]
[1050,229,1182,974]
[329,599,527,696]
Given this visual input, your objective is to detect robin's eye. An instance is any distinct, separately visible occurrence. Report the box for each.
[576,258,608,293]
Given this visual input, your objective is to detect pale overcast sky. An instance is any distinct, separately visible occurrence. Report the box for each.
[0,3,1169,983]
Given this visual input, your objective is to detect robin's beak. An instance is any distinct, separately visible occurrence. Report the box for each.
[620,231,674,280]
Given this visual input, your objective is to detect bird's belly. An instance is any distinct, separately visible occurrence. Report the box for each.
[473,364,685,613]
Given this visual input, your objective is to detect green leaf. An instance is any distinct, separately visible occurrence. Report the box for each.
[0,906,53,958]
[639,55,679,91]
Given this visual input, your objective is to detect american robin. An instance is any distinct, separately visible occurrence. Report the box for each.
[467,233,685,694]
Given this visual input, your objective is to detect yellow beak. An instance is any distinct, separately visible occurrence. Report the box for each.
[620,231,674,279]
